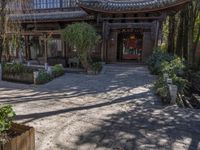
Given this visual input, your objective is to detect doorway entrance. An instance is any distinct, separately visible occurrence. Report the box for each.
[117,31,143,62]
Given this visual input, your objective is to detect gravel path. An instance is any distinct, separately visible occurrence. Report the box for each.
[0,64,200,150]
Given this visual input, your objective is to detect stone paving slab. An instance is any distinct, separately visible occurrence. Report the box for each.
[0,64,200,150]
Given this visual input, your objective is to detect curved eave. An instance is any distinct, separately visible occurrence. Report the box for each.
[9,11,92,23]
[78,0,190,14]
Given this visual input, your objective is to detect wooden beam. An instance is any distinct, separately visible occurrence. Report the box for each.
[14,17,94,24]
[100,16,164,21]
[108,22,153,30]
[6,30,61,36]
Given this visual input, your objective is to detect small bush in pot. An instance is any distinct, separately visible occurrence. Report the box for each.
[0,105,16,144]
[52,64,65,77]
[154,77,170,103]
[0,105,35,149]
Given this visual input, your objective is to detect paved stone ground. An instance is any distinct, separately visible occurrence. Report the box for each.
[0,64,200,150]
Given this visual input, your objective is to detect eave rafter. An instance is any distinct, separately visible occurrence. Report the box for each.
[78,0,191,14]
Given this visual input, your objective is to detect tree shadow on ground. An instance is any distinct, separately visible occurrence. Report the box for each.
[0,66,155,105]
[3,65,197,149]
[14,91,151,123]
[73,105,200,150]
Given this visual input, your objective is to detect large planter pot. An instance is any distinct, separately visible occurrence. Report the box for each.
[0,123,35,150]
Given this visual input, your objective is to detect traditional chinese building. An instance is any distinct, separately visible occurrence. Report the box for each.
[9,0,189,66]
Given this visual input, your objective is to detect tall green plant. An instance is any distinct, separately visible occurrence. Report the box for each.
[62,23,100,70]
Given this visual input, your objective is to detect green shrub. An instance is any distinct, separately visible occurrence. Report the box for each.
[52,64,65,77]
[160,57,185,77]
[172,75,188,92]
[3,63,33,75]
[0,105,15,134]
[147,49,174,75]
[154,77,169,101]
[3,63,24,75]
[36,70,52,84]
[91,62,102,73]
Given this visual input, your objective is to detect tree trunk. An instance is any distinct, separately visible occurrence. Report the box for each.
[182,11,189,60]
[167,15,176,54]
[188,26,194,63]
[193,23,200,63]
[0,38,3,63]
[176,12,184,57]
[79,53,92,71]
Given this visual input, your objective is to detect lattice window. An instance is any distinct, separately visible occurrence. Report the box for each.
[33,0,77,9]
[34,0,61,9]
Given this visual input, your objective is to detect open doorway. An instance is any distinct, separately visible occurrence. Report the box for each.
[117,31,143,62]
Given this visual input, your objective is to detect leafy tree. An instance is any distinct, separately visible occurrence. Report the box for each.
[163,0,200,64]
[0,0,23,62]
[0,0,10,63]
[62,22,100,71]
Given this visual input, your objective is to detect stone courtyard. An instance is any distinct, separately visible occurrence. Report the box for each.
[0,64,200,150]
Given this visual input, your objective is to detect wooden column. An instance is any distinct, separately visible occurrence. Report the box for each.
[102,21,109,62]
[154,21,160,47]
[101,22,106,62]
[63,41,67,67]
[27,35,31,60]
[44,34,48,63]
[25,35,29,60]
[143,32,154,61]
[107,31,118,63]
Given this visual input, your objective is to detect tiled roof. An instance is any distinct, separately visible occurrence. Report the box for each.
[78,0,190,13]
[9,11,89,22]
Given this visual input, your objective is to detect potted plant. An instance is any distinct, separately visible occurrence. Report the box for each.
[0,105,35,150]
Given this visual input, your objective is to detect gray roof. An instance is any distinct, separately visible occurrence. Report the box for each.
[9,10,89,22]
[78,0,190,13]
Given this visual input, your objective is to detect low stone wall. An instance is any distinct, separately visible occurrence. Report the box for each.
[2,73,34,84]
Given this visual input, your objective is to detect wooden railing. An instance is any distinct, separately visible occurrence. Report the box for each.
[9,0,80,13]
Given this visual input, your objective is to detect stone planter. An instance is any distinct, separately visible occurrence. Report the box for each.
[2,73,34,84]
[0,123,35,150]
